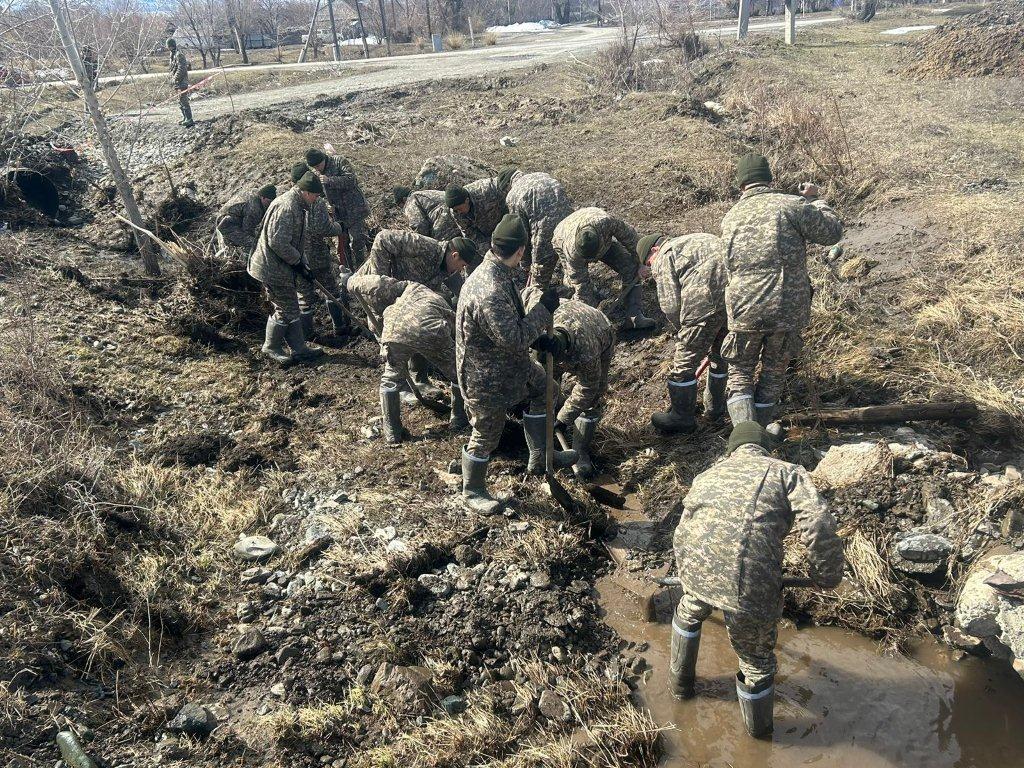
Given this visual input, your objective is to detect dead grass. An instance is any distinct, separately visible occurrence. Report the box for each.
[444,32,467,51]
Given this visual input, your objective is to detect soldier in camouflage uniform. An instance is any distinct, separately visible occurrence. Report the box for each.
[551,206,654,330]
[501,169,574,288]
[247,172,326,365]
[638,232,729,434]
[445,179,507,254]
[215,185,275,265]
[721,153,843,426]
[524,296,615,479]
[403,189,460,240]
[455,214,576,515]
[166,39,193,127]
[670,421,844,737]
[306,148,371,266]
[286,162,350,342]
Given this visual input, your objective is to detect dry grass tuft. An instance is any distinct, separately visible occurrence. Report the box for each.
[444,32,467,50]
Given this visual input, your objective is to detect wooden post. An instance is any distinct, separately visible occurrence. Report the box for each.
[782,401,979,427]
[425,0,433,39]
[48,0,159,277]
[354,0,371,58]
[785,0,796,44]
[467,15,475,46]
[326,0,342,60]
[737,0,750,39]
[298,0,322,63]
[377,0,391,55]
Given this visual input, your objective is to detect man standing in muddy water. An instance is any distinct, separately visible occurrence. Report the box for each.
[670,420,844,738]
[166,39,193,128]
[720,153,843,426]
[455,214,576,515]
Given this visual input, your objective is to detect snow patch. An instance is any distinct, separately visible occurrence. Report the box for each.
[486,20,560,35]
[881,25,937,35]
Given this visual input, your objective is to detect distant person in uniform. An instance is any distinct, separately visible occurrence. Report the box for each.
[166,38,194,128]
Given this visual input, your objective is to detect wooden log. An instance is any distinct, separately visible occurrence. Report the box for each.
[783,401,978,427]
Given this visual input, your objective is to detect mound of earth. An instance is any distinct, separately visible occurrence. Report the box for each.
[905,3,1024,78]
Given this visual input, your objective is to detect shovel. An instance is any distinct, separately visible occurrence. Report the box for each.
[543,317,578,515]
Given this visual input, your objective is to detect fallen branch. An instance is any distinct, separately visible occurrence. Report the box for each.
[784,401,978,427]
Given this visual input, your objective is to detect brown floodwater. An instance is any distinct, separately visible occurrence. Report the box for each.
[599,578,1024,768]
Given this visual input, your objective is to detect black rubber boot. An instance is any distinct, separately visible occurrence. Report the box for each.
[260,316,292,365]
[327,301,350,337]
[703,369,728,420]
[285,319,324,363]
[380,383,405,444]
[572,416,599,479]
[300,310,317,341]
[736,673,775,739]
[450,386,469,433]
[754,401,776,427]
[523,413,577,475]
[461,447,503,515]
[409,354,444,400]
[651,380,698,434]
[670,619,702,700]
[624,284,655,330]
[727,394,757,425]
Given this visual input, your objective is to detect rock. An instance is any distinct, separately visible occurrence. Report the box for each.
[240,567,271,585]
[1005,465,1022,483]
[370,664,434,710]
[276,644,302,665]
[812,441,893,490]
[236,601,258,623]
[507,571,529,590]
[441,695,467,716]
[356,664,376,686]
[386,539,410,554]
[233,535,279,562]
[417,573,451,598]
[1002,507,1024,538]
[896,533,953,563]
[414,155,495,190]
[538,689,571,722]
[373,526,397,542]
[942,624,986,653]
[530,570,552,589]
[233,628,268,661]
[509,521,531,533]
[167,703,214,737]
[270,682,287,697]
[453,544,480,566]
[957,552,1023,642]
[551,646,565,662]
[544,611,568,628]
[499,135,519,147]
[925,497,957,528]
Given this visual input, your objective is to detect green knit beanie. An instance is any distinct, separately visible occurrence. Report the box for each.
[577,226,602,259]
[636,232,664,263]
[496,167,518,193]
[290,161,308,183]
[258,184,277,201]
[305,148,327,168]
[445,184,469,207]
[449,237,480,267]
[491,213,528,255]
[166,38,177,49]
[735,152,773,189]
[295,171,324,194]
[727,421,770,455]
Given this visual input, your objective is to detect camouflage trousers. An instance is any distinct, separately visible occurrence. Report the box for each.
[556,340,614,425]
[465,360,548,459]
[528,216,561,288]
[296,267,340,314]
[720,330,802,415]
[176,88,193,123]
[344,220,370,269]
[670,313,727,382]
[673,592,778,687]
[382,341,457,390]
[264,277,302,324]
[566,242,640,306]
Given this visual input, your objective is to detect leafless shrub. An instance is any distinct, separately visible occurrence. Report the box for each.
[444,31,467,50]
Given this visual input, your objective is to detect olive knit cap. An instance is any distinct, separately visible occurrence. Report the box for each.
[636,232,664,263]
[496,167,519,192]
[491,213,528,253]
[305,148,327,167]
[449,237,480,266]
[295,171,324,195]
[290,161,308,183]
[258,184,277,200]
[166,38,177,49]
[735,152,773,189]
[727,421,771,455]
[577,226,602,259]
[445,184,469,207]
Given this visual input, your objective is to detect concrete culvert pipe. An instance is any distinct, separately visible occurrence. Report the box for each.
[2,167,60,218]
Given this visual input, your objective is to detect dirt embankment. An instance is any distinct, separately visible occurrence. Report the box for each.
[906,2,1024,78]
[3,13,1024,768]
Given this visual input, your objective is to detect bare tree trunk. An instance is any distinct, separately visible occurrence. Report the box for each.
[231,20,250,63]
[48,0,159,276]
[355,0,371,57]
[326,0,342,60]
[299,0,322,63]
[377,0,392,55]
[426,0,434,38]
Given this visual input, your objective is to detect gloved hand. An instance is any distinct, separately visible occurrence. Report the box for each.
[532,331,567,357]
[296,263,316,284]
[540,288,561,313]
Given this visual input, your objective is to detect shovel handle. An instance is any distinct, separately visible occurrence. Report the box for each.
[545,316,555,476]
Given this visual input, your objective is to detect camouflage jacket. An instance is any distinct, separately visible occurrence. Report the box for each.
[346,273,409,336]
[504,171,574,279]
[247,187,307,287]
[355,230,450,295]
[456,252,551,409]
[674,443,845,620]
[318,156,370,225]
[453,177,507,245]
[305,196,345,273]
[168,50,189,88]
[552,299,615,423]
[651,233,727,332]
[721,187,843,332]
[382,283,457,378]
[216,190,266,252]
[403,190,460,240]
[553,207,639,290]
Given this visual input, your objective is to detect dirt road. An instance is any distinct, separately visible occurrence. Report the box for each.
[140,16,843,122]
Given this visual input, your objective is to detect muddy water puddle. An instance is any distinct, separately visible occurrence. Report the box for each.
[599,579,1024,767]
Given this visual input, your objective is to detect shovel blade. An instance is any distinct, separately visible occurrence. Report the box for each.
[544,473,577,514]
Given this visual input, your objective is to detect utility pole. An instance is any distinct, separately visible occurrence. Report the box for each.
[784,0,795,44]
[377,0,391,55]
[354,0,370,58]
[506,0,512,25]
[326,0,342,61]
[425,0,433,38]
[737,0,750,39]
[298,0,322,63]
[47,0,159,276]
[467,15,475,46]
